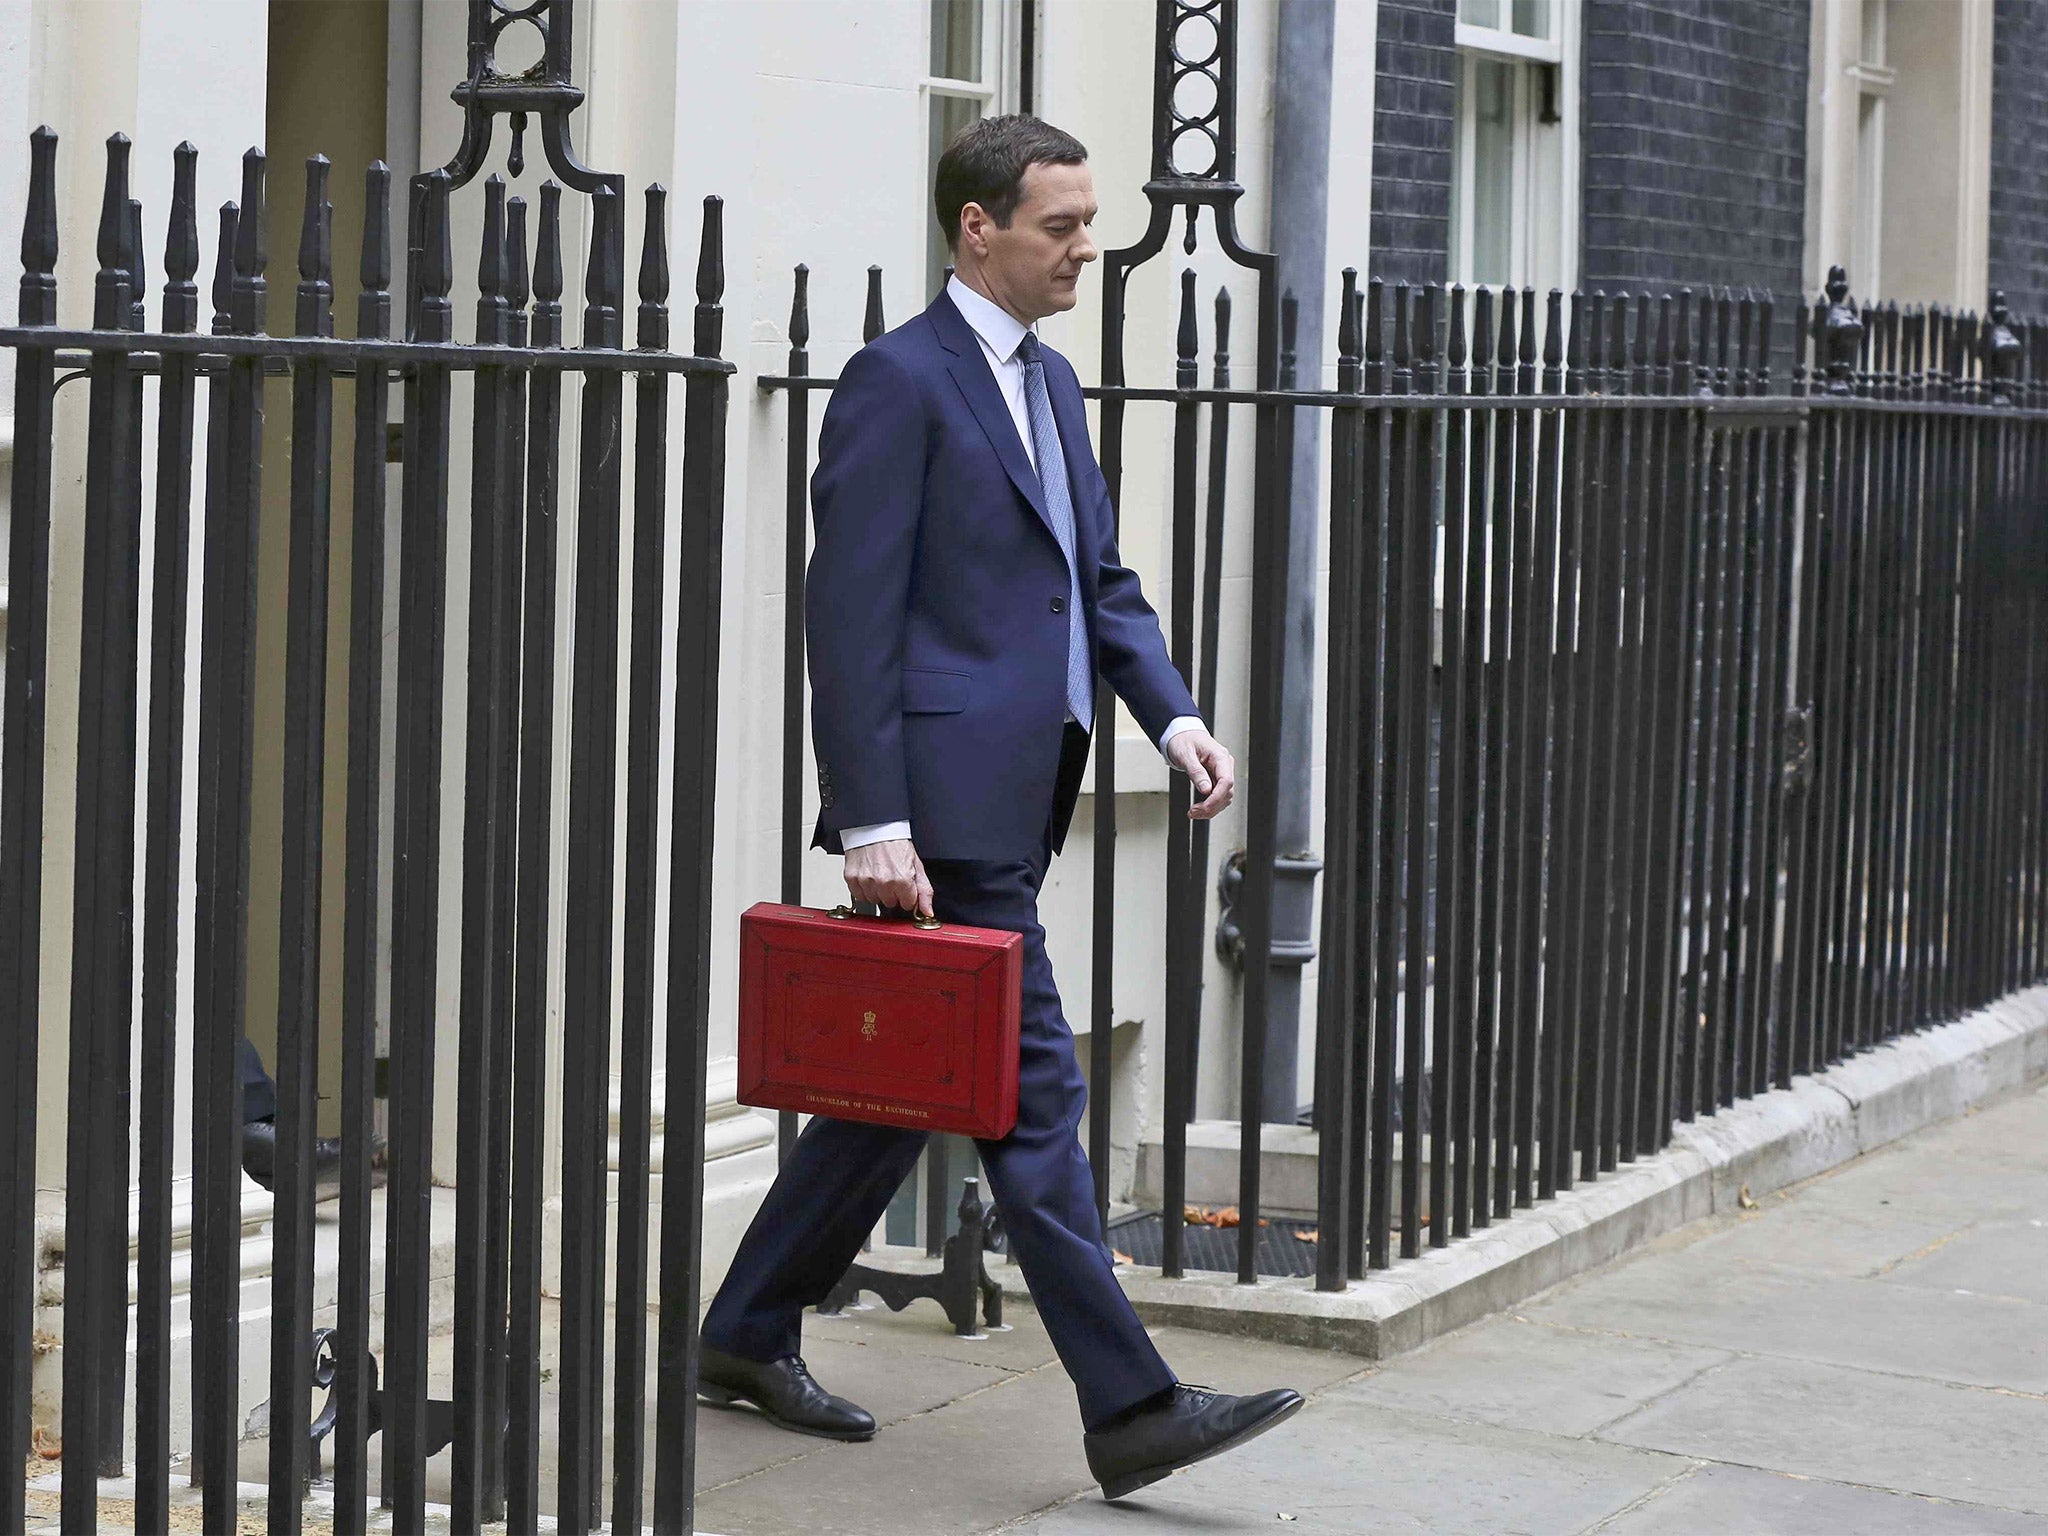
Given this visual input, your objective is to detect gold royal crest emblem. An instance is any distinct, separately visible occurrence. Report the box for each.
[861,1009,878,1042]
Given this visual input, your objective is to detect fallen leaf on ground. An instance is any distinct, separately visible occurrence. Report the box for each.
[32,1425,61,1459]
[1292,1229,1318,1242]
[1184,1205,1243,1228]
[1112,1250,1134,1265]
[1737,1183,1759,1210]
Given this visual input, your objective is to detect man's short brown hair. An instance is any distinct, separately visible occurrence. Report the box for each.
[933,114,1089,253]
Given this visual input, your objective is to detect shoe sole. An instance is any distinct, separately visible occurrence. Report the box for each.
[696,1382,877,1443]
[1098,1394,1305,1501]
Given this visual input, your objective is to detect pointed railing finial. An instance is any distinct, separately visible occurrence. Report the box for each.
[693,193,723,357]
[1176,268,1199,388]
[93,133,134,330]
[297,155,333,338]
[162,142,200,334]
[231,147,267,335]
[1652,292,1673,391]
[532,179,564,348]
[1336,269,1361,394]
[1447,283,1467,373]
[360,162,392,342]
[97,132,132,273]
[477,173,508,345]
[638,184,670,351]
[1755,291,1774,394]
[788,264,811,359]
[581,180,619,348]
[415,167,454,344]
[1365,275,1385,390]
[1390,282,1411,392]
[1213,285,1233,385]
[863,263,885,344]
[534,181,564,306]
[126,198,146,331]
[1337,268,1360,368]
[506,195,530,312]
[212,204,238,333]
[19,125,59,326]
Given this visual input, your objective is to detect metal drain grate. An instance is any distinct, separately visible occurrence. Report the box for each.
[1107,1210,1321,1279]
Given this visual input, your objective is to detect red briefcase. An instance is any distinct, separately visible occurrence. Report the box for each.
[736,901,1024,1140]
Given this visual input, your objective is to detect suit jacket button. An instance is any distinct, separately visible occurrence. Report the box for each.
[1050,595,1067,614]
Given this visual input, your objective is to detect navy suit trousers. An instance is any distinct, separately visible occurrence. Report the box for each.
[703,732,1176,1429]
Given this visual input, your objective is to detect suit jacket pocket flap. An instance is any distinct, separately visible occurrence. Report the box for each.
[901,666,970,714]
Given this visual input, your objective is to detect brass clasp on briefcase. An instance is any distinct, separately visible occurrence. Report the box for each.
[828,902,942,931]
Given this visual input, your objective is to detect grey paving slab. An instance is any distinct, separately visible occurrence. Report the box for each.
[1905,1085,2048,1168]
[1641,1194,1980,1279]
[1875,1218,2048,1305]
[693,1336,1013,1489]
[1018,1397,1693,1536]
[1782,1135,2048,1226]
[1600,1354,2048,1516]
[1526,1247,2048,1392]
[1591,1463,2048,1536]
[804,1286,1065,1373]
[1338,1316,1734,1437]
[695,1364,1093,1536]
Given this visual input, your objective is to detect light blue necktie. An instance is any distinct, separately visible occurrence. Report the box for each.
[1016,332,1093,732]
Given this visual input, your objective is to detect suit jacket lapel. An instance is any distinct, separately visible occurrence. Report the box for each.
[927,293,1058,540]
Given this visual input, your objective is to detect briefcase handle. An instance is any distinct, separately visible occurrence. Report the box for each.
[829,902,942,932]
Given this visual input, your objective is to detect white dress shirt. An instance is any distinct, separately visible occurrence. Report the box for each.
[838,277,1204,852]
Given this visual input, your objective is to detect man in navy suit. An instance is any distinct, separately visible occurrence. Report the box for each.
[699,115,1301,1501]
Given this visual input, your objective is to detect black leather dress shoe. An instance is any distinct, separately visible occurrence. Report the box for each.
[241,1119,345,1198]
[697,1345,877,1442]
[1084,1383,1304,1500]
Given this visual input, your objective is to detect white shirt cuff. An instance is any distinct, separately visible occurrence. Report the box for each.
[1159,715,1205,758]
[839,819,913,851]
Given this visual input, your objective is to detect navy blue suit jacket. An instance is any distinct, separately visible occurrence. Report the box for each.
[807,291,1200,861]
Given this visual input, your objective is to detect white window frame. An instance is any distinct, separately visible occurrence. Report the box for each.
[922,1,1025,298]
[1850,0,1892,296]
[1448,0,1579,297]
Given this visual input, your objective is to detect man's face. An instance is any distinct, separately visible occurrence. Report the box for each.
[960,160,1099,324]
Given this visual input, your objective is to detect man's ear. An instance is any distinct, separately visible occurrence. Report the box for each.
[957,201,989,257]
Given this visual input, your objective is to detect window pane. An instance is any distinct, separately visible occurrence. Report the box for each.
[1459,0,1501,26]
[1471,59,1515,286]
[932,0,983,81]
[1512,0,1550,39]
[930,92,984,295]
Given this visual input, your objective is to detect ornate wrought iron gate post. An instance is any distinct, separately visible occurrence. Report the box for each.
[0,2,732,1531]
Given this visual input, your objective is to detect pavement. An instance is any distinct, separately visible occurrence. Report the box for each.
[31,1076,2043,1532]
[700,1076,2048,1535]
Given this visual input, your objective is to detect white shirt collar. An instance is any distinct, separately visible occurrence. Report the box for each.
[947,274,1035,365]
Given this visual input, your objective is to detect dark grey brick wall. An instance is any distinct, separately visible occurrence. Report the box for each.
[1989,0,2048,319]
[1579,0,1808,306]
[1370,0,1457,288]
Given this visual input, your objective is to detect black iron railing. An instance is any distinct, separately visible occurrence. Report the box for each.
[0,3,732,1531]
[761,0,2048,1303]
